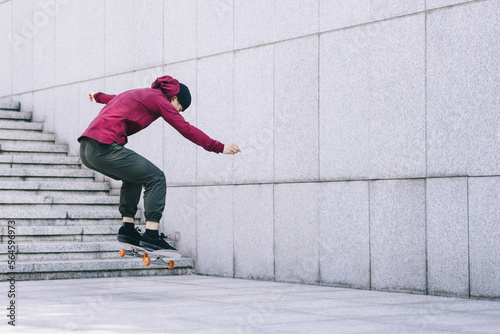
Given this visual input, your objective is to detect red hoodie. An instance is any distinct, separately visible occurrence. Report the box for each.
[78,76,224,154]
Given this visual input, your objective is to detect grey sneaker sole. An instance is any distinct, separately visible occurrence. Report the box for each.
[117,234,141,246]
[139,240,182,257]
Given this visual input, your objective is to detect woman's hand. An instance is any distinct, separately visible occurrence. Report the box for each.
[88,91,95,102]
[223,143,241,155]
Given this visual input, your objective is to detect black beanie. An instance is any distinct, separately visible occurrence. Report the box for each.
[177,83,191,111]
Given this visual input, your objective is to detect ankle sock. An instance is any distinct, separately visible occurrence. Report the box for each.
[145,229,159,238]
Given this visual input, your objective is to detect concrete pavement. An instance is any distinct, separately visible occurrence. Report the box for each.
[1,275,499,333]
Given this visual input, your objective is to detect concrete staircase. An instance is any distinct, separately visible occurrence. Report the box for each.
[0,101,194,281]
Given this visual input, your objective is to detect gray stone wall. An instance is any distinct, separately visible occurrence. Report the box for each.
[1,0,499,298]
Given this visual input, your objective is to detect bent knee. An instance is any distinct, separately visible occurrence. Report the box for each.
[151,169,166,183]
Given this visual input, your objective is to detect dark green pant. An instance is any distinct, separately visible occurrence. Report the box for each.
[79,137,166,222]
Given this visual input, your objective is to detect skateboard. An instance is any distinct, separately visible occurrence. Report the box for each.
[118,242,182,268]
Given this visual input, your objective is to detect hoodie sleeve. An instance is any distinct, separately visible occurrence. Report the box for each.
[94,92,116,104]
[156,98,224,154]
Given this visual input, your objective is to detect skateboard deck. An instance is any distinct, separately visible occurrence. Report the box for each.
[118,242,182,268]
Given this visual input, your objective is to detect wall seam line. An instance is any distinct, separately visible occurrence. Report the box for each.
[467,177,471,298]
[273,47,277,281]
[317,1,321,283]
[368,181,372,290]
[424,0,429,296]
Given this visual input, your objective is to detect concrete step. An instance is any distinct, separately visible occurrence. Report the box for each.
[0,141,68,154]
[1,241,121,262]
[2,190,111,197]
[0,258,195,281]
[0,180,109,191]
[0,129,56,141]
[0,194,119,205]
[0,208,120,219]
[0,225,118,242]
[0,154,81,168]
[1,225,118,236]
[0,168,95,180]
[0,218,124,227]
[4,250,181,264]
[7,241,123,254]
[0,101,20,111]
[0,120,43,131]
[0,239,181,261]
[0,100,192,282]
[2,205,120,214]
[7,249,119,262]
[0,110,31,120]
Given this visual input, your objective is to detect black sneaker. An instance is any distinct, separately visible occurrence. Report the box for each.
[140,233,178,252]
[117,225,142,246]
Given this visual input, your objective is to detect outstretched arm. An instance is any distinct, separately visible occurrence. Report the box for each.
[157,99,241,155]
[88,91,116,104]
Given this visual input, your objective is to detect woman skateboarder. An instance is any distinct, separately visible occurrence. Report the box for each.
[78,75,241,252]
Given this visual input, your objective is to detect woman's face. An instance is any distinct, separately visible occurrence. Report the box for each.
[170,96,183,112]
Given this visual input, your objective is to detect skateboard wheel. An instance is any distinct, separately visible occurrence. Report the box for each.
[142,253,148,261]
[144,257,151,266]
[119,249,126,257]
[168,261,175,269]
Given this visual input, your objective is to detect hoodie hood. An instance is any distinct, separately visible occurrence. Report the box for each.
[151,75,180,100]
